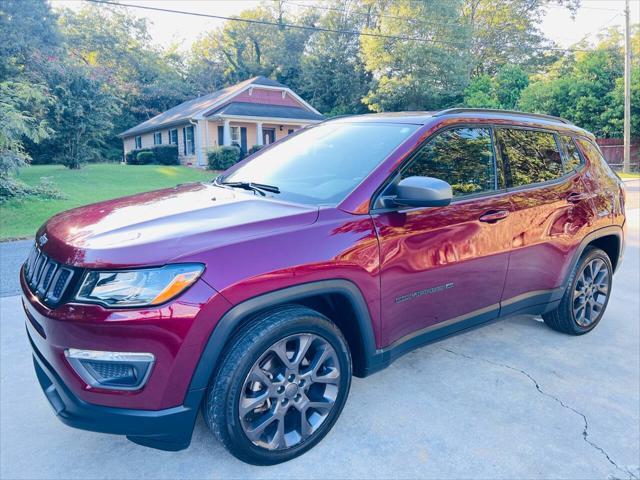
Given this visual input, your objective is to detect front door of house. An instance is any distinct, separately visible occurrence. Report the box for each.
[263,128,276,145]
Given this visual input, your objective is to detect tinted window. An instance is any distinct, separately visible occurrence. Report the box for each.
[223,122,419,205]
[496,129,563,187]
[401,128,497,197]
[561,136,583,172]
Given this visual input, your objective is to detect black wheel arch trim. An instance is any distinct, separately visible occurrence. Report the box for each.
[187,279,378,393]
[563,225,624,284]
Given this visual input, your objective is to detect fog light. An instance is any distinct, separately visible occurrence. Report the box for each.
[65,349,155,391]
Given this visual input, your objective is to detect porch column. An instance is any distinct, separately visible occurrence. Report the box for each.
[223,119,231,146]
[256,121,264,146]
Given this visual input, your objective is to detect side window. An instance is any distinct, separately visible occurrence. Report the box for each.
[496,128,563,187]
[560,136,584,172]
[401,127,497,197]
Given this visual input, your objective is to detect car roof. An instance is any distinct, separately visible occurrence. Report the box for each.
[328,108,594,138]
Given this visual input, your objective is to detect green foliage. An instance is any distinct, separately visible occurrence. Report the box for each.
[0,176,66,202]
[136,151,154,165]
[298,0,371,116]
[463,75,500,108]
[0,0,59,81]
[153,145,179,165]
[248,145,264,155]
[361,0,468,112]
[127,145,179,165]
[518,28,639,137]
[188,3,316,95]
[0,0,57,200]
[208,146,242,170]
[0,82,52,176]
[43,59,121,169]
[463,65,529,109]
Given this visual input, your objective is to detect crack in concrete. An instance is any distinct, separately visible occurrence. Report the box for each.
[440,347,638,480]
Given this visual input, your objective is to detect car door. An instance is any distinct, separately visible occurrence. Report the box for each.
[372,126,512,347]
[494,128,596,315]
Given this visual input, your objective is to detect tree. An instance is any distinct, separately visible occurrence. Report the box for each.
[0,0,57,198]
[0,0,59,82]
[0,82,51,175]
[189,2,316,93]
[463,65,529,109]
[461,0,577,78]
[299,0,372,115]
[518,27,638,137]
[55,6,192,160]
[360,0,469,112]
[40,59,120,169]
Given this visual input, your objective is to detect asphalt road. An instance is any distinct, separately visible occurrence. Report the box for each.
[0,196,638,479]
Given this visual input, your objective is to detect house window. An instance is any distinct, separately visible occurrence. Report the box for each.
[183,126,195,156]
[153,132,162,145]
[230,126,241,146]
[168,129,178,146]
[134,136,142,149]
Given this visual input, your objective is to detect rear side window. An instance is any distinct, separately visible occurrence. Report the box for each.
[401,127,497,197]
[496,128,563,187]
[560,136,584,172]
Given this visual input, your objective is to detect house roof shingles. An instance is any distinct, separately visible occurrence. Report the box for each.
[209,102,325,121]
[119,76,320,137]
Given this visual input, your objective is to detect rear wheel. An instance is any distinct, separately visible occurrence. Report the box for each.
[543,247,613,335]
[204,305,352,465]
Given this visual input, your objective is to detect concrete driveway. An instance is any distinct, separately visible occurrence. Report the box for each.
[1,211,638,479]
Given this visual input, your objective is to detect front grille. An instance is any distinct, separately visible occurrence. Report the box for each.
[24,245,75,306]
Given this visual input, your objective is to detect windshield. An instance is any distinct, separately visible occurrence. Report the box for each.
[221,122,419,205]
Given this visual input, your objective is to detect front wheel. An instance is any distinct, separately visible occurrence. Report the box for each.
[204,305,352,465]
[543,247,613,335]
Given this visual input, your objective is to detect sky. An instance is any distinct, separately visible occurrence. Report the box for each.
[51,0,639,52]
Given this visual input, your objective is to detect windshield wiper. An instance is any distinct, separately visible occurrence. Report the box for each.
[220,181,280,196]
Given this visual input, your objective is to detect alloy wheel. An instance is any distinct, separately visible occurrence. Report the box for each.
[238,333,341,450]
[573,258,610,327]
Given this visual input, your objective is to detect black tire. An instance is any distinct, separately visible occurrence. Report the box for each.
[204,305,352,465]
[543,247,613,335]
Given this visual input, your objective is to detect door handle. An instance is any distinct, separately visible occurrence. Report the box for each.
[479,210,510,223]
[567,192,589,203]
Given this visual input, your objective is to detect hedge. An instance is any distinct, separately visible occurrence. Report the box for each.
[136,151,154,165]
[126,145,179,165]
[207,145,242,170]
[248,144,264,155]
[153,145,179,165]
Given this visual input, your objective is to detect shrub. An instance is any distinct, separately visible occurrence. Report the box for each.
[0,176,66,202]
[126,149,142,164]
[248,144,264,155]
[207,145,242,170]
[152,145,179,165]
[136,151,154,165]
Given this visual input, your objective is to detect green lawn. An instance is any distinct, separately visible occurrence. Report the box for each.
[1,163,214,241]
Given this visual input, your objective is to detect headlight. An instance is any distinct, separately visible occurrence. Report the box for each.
[75,263,204,307]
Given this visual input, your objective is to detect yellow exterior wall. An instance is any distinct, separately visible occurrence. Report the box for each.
[123,120,308,168]
[122,124,199,166]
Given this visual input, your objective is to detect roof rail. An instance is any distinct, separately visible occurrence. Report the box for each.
[434,108,574,125]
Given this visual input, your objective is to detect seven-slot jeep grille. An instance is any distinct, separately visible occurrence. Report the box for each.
[23,245,75,306]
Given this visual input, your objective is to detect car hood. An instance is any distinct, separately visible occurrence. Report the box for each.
[38,182,319,268]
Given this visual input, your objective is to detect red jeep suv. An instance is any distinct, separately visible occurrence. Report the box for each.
[22,108,625,464]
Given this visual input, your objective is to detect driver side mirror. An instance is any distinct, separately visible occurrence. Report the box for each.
[382,176,453,209]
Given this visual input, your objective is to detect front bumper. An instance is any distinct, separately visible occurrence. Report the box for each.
[28,328,202,451]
